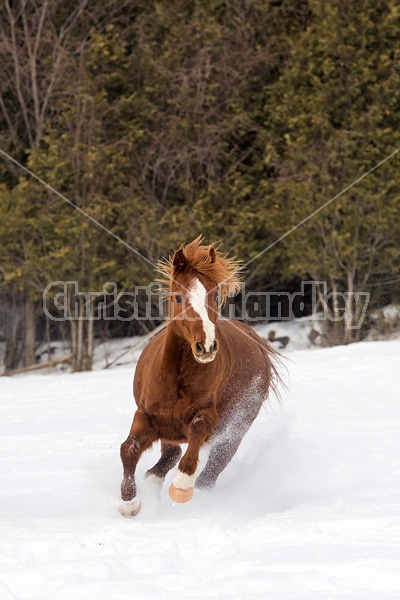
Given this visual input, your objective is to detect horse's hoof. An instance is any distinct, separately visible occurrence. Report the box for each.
[169,484,194,503]
[119,498,141,517]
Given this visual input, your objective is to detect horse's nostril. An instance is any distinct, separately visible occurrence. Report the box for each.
[212,340,218,352]
[195,342,204,355]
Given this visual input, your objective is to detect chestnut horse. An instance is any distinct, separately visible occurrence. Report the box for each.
[120,237,280,517]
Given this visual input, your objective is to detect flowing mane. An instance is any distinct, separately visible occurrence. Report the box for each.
[157,235,242,301]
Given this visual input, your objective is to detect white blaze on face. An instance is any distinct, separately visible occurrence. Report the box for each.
[189,278,215,352]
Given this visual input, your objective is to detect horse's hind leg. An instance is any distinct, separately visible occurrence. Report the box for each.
[195,408,259,490]
[145,442,182,484]
[196,393,265,490]
[195,432,245,490]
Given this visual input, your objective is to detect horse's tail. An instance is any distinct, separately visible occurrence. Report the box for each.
[261,339,287,403]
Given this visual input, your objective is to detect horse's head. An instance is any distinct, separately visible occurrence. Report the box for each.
[158,236,241,364]
[170,247,220,363]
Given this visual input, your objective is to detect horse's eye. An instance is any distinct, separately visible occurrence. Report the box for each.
[175,295,182,304]
[214,293,218,302]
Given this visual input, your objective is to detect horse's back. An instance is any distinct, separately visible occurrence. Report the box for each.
[211,320,277,426]
[218,319,274,381]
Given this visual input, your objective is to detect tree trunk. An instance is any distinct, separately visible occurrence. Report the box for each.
[69,294,94,372]
[85,297,94,371]
[23,295,36,367]
[45,313,52,361]
[69,286,78,371]
[343,270,355,345]
[75,296,84,371]
[4,289,23,372]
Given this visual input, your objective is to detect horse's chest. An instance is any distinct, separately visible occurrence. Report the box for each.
[146,394,202,442]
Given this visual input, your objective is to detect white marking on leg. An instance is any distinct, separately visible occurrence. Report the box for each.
[145,473,164,488]
[172,469,197,490]
[119,498,141,518]
[189,278,215,352]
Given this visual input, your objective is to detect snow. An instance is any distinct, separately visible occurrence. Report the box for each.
[1,339,400,599]
[253,313,323,351]
[371,303,400,322]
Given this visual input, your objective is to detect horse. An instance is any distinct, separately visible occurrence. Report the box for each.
[119,236,280,517]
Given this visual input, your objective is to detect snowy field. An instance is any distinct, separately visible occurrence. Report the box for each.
[1,339,400,599]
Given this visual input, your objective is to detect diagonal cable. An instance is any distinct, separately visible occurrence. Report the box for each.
[243,146,400,269]
[0,146,156,269]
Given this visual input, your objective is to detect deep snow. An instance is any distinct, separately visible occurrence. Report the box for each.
[1,339,400,599]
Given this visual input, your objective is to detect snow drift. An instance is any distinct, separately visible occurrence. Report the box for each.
[0,340,399,599]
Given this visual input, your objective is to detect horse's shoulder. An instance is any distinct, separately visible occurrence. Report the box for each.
[137,328,167,361]
[134,330,169,396]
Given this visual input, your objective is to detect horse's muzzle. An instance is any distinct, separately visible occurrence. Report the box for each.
[193,339,219,363]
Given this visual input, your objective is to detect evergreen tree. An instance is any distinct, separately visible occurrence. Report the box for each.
[263,0,400,342]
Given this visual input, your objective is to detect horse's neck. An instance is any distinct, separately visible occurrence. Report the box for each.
[162,325,186,371]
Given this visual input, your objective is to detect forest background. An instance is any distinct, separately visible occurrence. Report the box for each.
[0,0,399,372]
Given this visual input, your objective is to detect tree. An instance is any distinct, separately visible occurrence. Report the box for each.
[0,0,90,368]
[261,0,400,343]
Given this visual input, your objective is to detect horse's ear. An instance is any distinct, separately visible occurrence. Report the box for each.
[172,249,187,273]
[209,247,216,263]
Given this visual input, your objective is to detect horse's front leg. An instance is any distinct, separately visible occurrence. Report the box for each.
[169,408,218,503]
[120,409,158,517]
